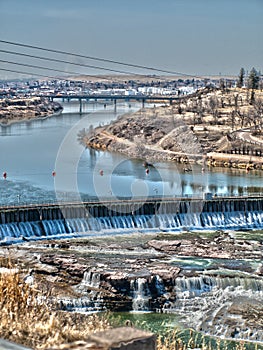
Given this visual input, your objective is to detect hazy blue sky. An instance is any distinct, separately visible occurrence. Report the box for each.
[0,0,262,79]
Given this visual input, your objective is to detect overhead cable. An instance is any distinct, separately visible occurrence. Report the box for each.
[0,38,201,78]
[0,49,135,75]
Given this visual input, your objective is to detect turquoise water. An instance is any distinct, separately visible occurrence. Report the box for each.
[110,312,263,349]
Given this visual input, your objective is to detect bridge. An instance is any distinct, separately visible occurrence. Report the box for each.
[39,94,182,114]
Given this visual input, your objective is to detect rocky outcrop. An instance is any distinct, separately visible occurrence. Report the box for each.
[48,327,156,350]
[0,97,62,125]
[8,229,260,315]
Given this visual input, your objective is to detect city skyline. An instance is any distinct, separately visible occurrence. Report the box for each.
[0,0,262,80]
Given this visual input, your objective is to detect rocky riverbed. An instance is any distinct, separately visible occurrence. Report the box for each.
[1,229,262,342]
[0,97,62,125]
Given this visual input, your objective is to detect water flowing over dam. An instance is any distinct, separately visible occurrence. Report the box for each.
[1,196,263,243]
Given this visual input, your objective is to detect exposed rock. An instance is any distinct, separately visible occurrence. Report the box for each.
[148,239,184,252]
[0,97,62,125]
[149,265,181,282]
[39,255,87,277]
[256,263,263,276]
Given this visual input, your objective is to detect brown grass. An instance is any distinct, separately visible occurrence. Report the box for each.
[0,266,110,349]
[156,331,255,350]
[0,258,261,350]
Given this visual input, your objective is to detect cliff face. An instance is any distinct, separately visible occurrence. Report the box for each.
[0,97,62,125]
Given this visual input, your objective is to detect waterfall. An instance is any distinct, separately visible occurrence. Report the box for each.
[173,275,263,299]
[130,278,151,312]
[154,275,169,298]
[163,275,263,343]
[2,210,263,243]
[58,271,104,313]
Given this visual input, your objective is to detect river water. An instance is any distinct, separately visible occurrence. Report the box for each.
[0,100,263,206]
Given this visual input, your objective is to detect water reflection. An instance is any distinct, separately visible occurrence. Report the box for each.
[0,101,263,205]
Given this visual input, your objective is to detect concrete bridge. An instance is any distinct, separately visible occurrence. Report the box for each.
[39,93,181,113]
[1,195,262,225]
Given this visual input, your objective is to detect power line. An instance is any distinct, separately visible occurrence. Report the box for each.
[0,67,147,83]
[0,38,201,78]
[0,58,132,83]
[0,67,58,79]
[0,59,83,77]
[0,67,127,84]
[0,49,136,76]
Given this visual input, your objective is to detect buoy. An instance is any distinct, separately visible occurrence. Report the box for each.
[3,172,7,179]
[145,168,149,174]
[99,169,104,176]
[52,170,56,177]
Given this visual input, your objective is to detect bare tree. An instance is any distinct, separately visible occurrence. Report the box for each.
[209,96,219,124]
[251,97,263,133]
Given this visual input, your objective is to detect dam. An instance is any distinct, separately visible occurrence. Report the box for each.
[1,196,263,243]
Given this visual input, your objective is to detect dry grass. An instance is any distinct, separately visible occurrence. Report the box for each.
[0,266,110,349]
[0,257,261,350]
[156,329,260,350]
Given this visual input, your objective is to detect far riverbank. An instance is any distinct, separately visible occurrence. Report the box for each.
[0,97,63,127]
[82,87,263,172]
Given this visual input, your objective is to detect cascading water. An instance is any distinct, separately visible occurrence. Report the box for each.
[2,210,263,243]
[165,275,263,343]
[58,270,105,313]
[130,278,151,312]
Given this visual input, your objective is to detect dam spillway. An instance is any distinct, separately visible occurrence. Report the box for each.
[1,196,263,243]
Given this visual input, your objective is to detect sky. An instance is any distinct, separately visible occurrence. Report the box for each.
[0,0,262,80]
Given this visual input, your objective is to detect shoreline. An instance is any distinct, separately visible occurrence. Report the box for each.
[0,108,63,128]
[82,88,263,172]
[85,125,263,171]
[0,97,63,128]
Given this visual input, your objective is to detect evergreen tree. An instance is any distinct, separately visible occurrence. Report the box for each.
[237,67,245,88]
[248,67,259,89]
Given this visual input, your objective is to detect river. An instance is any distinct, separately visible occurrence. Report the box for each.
[0,99,262,206]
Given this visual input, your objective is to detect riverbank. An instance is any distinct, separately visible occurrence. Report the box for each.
[0,97,63,126]
[82,87,263,170]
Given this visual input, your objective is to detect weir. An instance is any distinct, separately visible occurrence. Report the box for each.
[1,196,263,242]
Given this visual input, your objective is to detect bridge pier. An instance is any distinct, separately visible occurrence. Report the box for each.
[79,98,83,114]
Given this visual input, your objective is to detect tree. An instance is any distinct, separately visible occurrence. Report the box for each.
[248,67,260,89]
[252,97,263,133]
[209,96,219,124]
[219,78,225,91]
[237,67,245,88]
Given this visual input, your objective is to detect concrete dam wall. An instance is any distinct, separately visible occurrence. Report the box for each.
[1,197,262,225]
[0,197,263,242]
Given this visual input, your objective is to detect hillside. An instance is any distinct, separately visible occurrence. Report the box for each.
[82,87,263,169]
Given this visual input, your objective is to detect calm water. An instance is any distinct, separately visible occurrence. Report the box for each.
[0,100,262,206]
